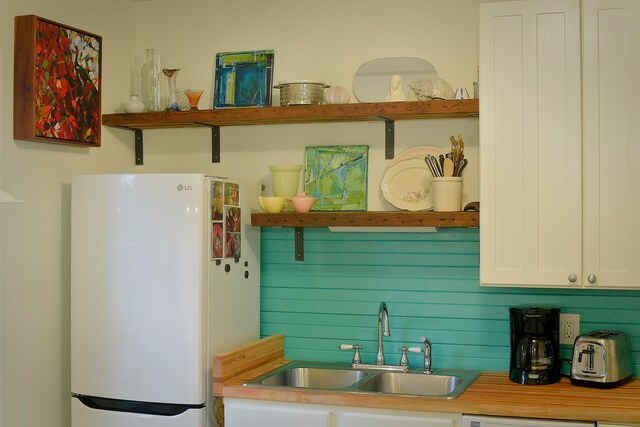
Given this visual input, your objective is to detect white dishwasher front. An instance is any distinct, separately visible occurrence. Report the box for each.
[463,415,595,427]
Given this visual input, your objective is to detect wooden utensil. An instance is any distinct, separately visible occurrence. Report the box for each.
[443,158,454,177]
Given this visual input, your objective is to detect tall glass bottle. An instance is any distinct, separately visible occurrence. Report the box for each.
[141,49,161,112]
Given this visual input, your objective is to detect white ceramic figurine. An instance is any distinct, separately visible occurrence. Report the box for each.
[385,74,407,102]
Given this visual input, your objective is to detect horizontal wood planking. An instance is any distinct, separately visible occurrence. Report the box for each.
[260,227,640,373]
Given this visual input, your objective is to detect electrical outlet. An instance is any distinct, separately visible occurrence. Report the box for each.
[560,313,580,344]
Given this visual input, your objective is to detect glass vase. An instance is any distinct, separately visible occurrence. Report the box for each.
[163,68,180,111]
[141,48,161,112]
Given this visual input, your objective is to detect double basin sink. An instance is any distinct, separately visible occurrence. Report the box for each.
[243,362,480,399]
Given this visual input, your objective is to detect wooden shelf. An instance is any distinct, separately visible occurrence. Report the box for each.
[102,99,479,129]
[252,211,479,261]
[251,211,479,228]
[102,99,478,165]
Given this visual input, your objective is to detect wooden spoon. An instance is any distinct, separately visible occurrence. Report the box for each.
[443,158,454,177]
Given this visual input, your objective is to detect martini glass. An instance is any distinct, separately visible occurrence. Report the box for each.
[184,89,204,110]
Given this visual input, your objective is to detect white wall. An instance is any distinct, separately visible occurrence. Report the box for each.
[1,2,137,426]
[126,0,482,205]
[1,1,484,426]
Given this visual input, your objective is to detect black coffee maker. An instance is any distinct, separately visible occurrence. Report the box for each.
[509,306,560,385]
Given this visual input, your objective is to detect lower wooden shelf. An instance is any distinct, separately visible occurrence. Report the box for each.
[250,211,479,228]
[252,211,478,261]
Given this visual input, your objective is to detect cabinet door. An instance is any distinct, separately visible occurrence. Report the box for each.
[480,0,583,286]
[224,399,334,427]
[582,0,640,288]
[338,409,458,427]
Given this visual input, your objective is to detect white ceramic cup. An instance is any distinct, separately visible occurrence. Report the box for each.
[431,177,463,212]
[269,165,302,197]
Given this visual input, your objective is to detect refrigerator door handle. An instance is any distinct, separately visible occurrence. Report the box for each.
[73,394,205,417]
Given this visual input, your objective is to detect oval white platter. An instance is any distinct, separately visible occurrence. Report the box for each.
[386,145,444,170]
[380,158,435,211]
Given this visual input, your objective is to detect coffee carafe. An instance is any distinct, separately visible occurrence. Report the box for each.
[509,306,560,385]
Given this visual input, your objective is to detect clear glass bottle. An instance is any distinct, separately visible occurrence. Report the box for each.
[141,49,161,112]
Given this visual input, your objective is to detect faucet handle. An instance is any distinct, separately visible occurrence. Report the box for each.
[339,344,363,365]
[398,346,423,368]
[398,346,410,368]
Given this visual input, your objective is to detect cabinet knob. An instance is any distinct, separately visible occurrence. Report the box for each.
[587,274,597,284]
[568,273,578,283]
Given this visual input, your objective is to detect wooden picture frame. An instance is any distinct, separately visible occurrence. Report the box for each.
[14,15,102,147]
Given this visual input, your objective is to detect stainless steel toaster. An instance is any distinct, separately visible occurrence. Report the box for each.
[570,330,633,388]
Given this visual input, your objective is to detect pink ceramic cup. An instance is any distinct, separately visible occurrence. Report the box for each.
[291,192,316,213]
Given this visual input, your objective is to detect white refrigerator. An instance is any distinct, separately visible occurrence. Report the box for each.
[70,174,260,427]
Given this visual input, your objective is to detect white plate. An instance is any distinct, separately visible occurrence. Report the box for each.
[380,159,434,211]
[386,145,444,170]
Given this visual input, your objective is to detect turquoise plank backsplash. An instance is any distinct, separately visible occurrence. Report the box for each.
[259,227,640,374]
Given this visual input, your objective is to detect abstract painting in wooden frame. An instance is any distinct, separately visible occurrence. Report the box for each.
[213,50,274,109]
[14,15,102,146]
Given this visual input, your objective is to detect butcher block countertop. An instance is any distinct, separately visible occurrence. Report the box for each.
[213,335,640,424]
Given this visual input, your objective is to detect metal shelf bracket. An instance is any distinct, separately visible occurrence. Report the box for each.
[384,119,394,159]
[294,227,304,261]
[114,126,144,165]
[134,129,143,165]
[193,123,221,163]
[212,126,220,163]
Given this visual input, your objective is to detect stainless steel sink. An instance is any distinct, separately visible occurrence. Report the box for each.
[243,362,479,399]
[356,370,479,398]
[246,363,369,390]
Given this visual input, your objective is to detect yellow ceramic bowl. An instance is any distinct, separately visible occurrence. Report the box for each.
[258,196,286,213]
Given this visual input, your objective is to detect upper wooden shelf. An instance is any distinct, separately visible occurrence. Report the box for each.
[251,211,479,228]
[102,99,479,129]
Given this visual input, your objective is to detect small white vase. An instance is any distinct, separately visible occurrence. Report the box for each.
[122,95,145,113]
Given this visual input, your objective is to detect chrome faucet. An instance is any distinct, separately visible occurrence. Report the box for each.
[420,335,432,374]
[376,302,390,365]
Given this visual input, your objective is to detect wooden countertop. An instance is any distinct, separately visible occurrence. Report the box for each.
[214,336,640,424]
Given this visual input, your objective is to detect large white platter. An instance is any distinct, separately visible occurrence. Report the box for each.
[386,145,444,170]
[380,158,434,211]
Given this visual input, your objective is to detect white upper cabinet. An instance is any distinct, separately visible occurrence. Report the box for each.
[479,0,582,287]
[582,0,640,288]
[480,0,639,288]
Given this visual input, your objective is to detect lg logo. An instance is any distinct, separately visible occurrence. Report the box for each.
[177,184,193,191]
